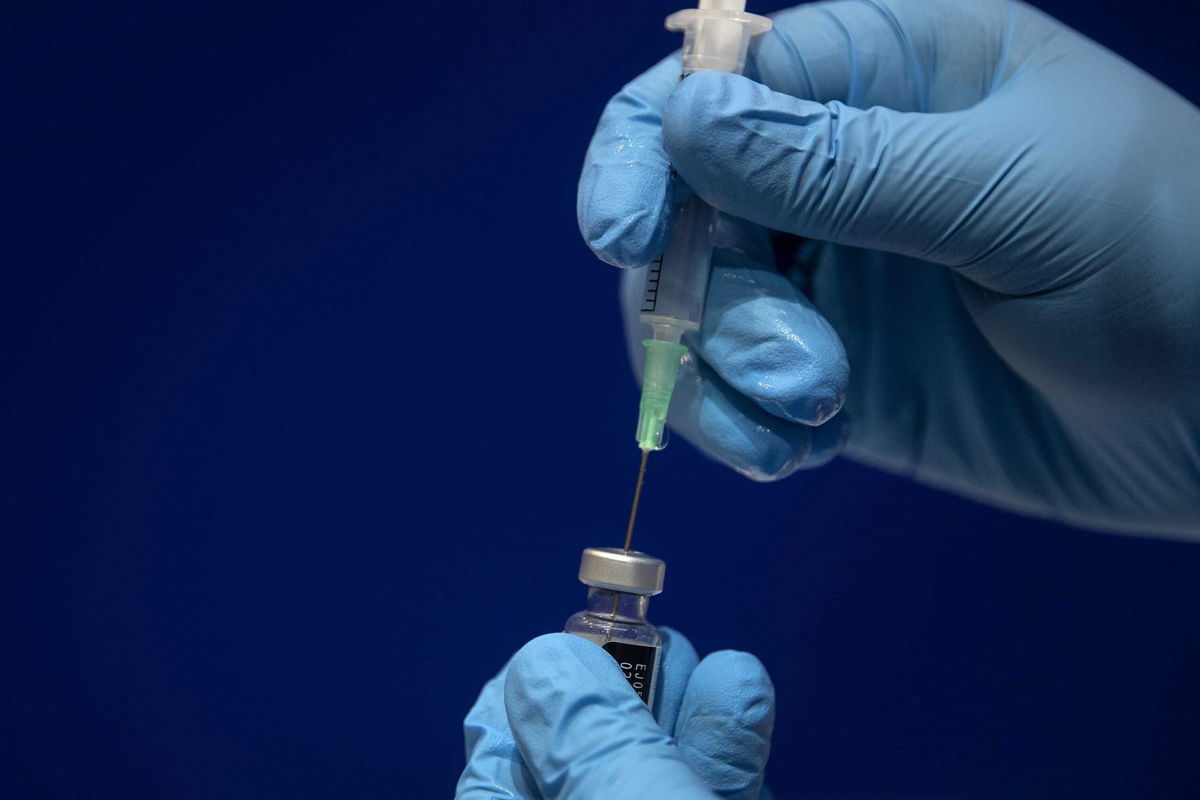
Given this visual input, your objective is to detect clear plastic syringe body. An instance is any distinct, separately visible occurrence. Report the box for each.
[635,0,772,452]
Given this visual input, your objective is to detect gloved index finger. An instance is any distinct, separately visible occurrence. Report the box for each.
[577,54,680,270]
[655,626,701,738]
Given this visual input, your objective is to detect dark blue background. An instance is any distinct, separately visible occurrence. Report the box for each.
[2,1,1198,797]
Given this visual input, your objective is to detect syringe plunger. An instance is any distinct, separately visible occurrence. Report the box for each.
[667,0,772,76]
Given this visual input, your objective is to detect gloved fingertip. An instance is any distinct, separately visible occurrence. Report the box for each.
[661,71,749,174]
[578,55,683,269]
[743,344,849,427]
[506,633,630,701]
[661,71,813,222]
[687,650,776,714]
[699,261,850,426]
[678,364,811,482]
[656,626,700,736]
[658,624,690,642]
[805,412,851,468]
[675,650,776,800]
[659,626,698,659]
[578,167,673,268]
[736,443,804,484]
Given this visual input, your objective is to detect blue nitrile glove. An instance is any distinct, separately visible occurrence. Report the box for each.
[455,629,775,799]
[579,0,1200,536]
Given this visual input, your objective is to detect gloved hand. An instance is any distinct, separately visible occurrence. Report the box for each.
[456,629,775,799]
[579,0,1200,536]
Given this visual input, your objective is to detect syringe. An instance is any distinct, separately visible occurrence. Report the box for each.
[635,1,772,455]
[624,0,771,547]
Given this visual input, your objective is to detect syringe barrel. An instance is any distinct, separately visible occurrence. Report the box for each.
[640,194,716,335]
[640,4,772,336]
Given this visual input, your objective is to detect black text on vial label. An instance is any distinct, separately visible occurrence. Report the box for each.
[602,642,657,706]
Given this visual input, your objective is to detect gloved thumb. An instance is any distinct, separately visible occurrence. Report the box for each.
[504,633,717,799]
[663,71,1012,274]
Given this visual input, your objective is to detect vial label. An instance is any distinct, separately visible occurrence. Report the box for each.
[602,641,658,706]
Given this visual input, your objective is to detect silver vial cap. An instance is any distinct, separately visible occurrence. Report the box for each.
[578,547,665,596]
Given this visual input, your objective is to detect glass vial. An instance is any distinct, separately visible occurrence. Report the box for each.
[564,547,666,709]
